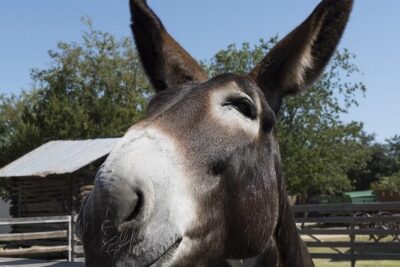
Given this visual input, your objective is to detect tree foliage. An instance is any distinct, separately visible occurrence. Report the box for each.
[387,135,400,160]
[350,135,400,190]
[0,21,152,168]
[371,172,400,192]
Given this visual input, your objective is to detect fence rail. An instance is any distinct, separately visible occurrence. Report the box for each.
[292,202,400,267]
[0,215,77,262]
[0,230,67,241]
[1,203,400,265]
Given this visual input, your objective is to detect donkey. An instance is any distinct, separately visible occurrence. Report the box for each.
[77,0,354,266]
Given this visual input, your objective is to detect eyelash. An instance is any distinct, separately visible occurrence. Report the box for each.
[223,97,256,119]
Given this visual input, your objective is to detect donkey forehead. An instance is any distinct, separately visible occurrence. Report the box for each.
[205,73,263,99]
[147,74,266,116]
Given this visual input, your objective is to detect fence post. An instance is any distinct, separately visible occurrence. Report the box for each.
[71,212,75,262]
[350,210,355,267]
[67,215,72,262]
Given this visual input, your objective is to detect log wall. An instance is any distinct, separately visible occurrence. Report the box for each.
[8,167,98,236]
[10,176,71,219]
[3,160,103,254]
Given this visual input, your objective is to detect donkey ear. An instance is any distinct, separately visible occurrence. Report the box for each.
[249,0,354,111]
[130,0,208,92]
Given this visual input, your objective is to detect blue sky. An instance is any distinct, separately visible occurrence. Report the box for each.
[1,0,399,142]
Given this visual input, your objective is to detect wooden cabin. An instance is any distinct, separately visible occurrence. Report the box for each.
[0,138,119,233]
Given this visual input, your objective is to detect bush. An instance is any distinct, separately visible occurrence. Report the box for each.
[371,172,400,192]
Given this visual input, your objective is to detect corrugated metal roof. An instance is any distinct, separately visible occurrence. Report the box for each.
[0,138,120,178]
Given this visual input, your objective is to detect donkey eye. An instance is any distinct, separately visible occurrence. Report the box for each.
[223,97,256,119]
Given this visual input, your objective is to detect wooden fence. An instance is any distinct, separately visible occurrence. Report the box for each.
[1,203,400,265]
[292,202,400,267]
[0,215,79,262]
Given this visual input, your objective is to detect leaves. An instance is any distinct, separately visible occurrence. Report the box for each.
[349,136,400,190]
[2,27,397,202]
[0,23,152,170]
[371,172,400,192]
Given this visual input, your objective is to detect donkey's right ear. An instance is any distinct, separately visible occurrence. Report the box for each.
[249,0,354,112]
[130,0,208,92]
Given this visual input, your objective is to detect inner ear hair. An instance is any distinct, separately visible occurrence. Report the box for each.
[249,0,354,102]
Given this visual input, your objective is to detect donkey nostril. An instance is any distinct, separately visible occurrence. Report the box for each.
[124,191,144,223]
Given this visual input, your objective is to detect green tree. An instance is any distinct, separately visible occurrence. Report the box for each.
[205,39,370,201]
[349,136,400,190]
[371,172,400,192]
[387,135,400,159]
[0,91,42,167]
[1,33,372,202]
[0,21,152,169]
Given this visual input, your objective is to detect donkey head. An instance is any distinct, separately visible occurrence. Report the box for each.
[77,1,353,266]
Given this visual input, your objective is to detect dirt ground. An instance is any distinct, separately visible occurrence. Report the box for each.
[0,257,84,267]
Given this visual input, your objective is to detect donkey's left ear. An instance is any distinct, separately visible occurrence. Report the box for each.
[130,0,208,92]
[249,0,354,112]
